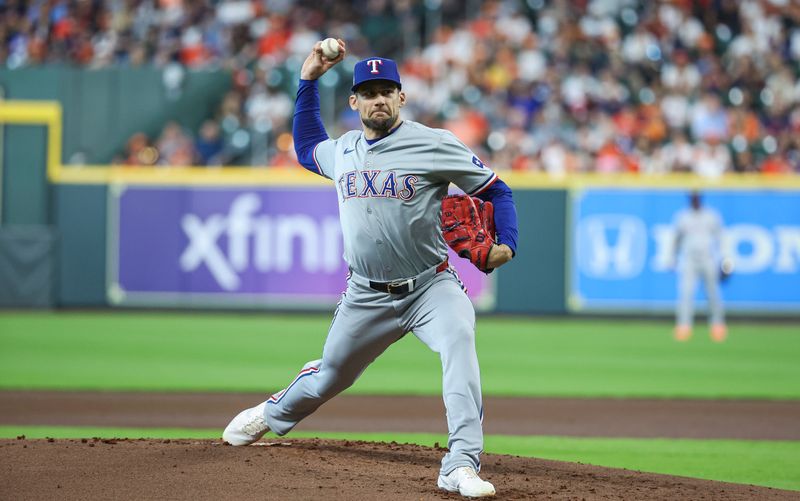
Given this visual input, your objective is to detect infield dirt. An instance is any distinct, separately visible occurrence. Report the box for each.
[1,391,799,500]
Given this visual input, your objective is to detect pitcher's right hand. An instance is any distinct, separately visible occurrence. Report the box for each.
[301,39,346,81]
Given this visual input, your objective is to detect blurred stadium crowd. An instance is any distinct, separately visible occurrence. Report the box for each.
[2,0,800,175]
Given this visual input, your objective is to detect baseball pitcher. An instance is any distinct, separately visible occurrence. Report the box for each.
[673,191,728,342]
[222,40,519,498]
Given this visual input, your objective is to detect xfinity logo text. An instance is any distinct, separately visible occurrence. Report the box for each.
[179,193,342,290]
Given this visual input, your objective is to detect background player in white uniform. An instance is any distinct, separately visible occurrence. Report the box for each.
[673,191,727,342]
[222,40,519,498]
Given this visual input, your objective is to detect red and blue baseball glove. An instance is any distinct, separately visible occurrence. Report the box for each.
[441,195,496,273]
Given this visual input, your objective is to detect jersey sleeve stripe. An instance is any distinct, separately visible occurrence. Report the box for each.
[469,172,498,196]
[311,142,324,176]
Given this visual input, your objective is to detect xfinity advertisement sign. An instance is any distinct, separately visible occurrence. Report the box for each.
[108,185,493,309]
[178,193,343,291]
[570,189,800,313]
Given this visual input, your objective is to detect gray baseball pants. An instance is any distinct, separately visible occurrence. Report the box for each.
[677,254,724,326]
[264,268,484,476]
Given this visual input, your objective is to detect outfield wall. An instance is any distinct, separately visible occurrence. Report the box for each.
[23,179,800,316]
[1,96,799,315]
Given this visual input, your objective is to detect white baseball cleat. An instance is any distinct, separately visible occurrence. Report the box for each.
[437,466,496,498]
[222,401,270,446]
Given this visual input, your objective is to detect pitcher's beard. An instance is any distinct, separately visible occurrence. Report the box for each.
[362,114,397,134]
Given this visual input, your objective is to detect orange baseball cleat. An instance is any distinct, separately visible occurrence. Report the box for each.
[674,325,692,342]
[711,324,728,343]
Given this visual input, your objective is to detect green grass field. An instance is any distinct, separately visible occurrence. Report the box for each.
[1,311,799,491]
[1,312,799,398]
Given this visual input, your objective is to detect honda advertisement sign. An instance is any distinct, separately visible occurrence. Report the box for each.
[108,185,494,309]
[570,188,800,313]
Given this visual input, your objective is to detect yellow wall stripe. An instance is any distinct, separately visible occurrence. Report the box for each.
[2,100,800,190]
[0,100,62,183]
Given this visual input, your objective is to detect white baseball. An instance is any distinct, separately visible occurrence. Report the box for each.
[321,38,340,60]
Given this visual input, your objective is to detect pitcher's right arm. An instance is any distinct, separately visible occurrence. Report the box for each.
[293,40,346,179]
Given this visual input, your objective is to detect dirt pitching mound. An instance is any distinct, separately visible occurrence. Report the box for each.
[1,438,795,500]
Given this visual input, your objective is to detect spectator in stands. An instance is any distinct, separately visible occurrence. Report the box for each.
[156,121,195,166]
[195,120,224,166]
[661,131,696,173]
[120,132,158,166]
[691,93,730,143]
[693,138,733,178]
[4,0,797,176]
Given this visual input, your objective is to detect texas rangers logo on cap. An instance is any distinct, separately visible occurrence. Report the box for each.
[351,57,402,92]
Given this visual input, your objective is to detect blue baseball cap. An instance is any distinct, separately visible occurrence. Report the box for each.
[351,57,402,92]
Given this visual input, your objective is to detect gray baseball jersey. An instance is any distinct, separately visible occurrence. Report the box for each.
[310,120,497,281]
[675,207,722,260]
[674,207,725,326]
[261,119,497,478]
